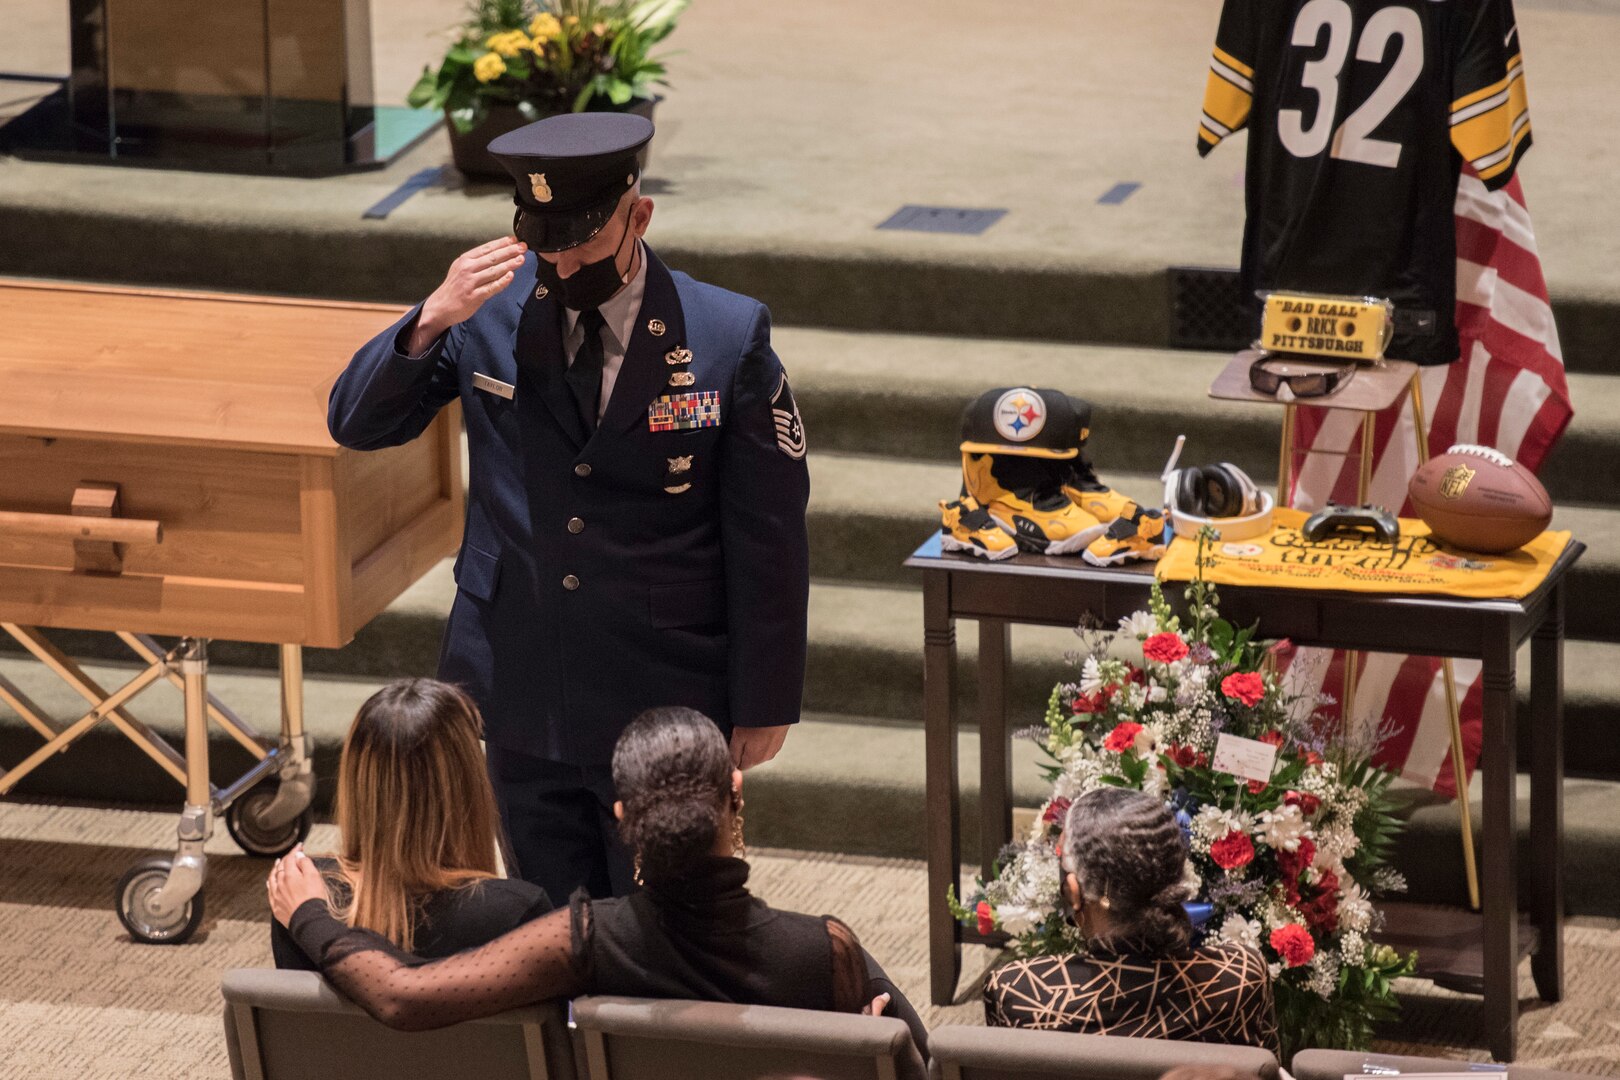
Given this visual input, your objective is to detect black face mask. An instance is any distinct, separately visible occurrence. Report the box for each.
[530,208,636,312]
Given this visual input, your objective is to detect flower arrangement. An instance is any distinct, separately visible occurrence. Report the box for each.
[409,0,688,134]
[951,530,1417,1056]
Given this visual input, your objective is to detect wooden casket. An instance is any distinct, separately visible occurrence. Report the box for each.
[0,279,462,647]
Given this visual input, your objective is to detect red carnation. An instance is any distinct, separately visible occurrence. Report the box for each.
[1071,690,1108,715]
[1209,830,1255,870]
[1166,743,1207,769]
[1257,730,1285,748]
[975,901,995,936]
[1246,779,1268,796]
[1276,836,1318,890]
[1270,923,1316,967]
[1042,797,1072,825]
[1103,721,1144,754]
[1143,632,1190,664]
[1284,790,1322,816]
[1301,870,1341,934]
[1222,672,1266,707]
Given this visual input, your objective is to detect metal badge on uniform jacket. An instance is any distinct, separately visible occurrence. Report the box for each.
[534,284,549,299]
[664,455,694,493]
[668,371,695,387]
[648,318,667,336]
[648,391,721,432]
[772,370,807,459]
[664,347,693,366]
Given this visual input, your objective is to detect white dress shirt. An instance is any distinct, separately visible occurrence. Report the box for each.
[562,241,648,421]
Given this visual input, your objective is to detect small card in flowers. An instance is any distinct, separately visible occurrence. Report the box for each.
[1211,733,1278,783]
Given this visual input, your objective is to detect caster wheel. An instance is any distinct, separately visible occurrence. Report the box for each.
[116,857,204,944]
[226,780,314,858]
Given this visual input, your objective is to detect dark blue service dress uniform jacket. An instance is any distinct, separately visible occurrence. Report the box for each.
[327,248,810,765]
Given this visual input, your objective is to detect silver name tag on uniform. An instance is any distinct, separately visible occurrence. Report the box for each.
[473,373,516,400]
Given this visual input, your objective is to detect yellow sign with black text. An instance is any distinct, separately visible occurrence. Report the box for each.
[1156,509,1570,600]
[1259,293,1391,361]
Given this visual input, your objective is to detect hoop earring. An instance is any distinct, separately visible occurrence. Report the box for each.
[731,800,747,859]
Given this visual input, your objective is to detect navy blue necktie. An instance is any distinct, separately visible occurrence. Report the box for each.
[566,307,607,431]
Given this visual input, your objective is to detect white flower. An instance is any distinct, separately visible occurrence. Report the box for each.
[1219,913,1263,951]
[1079,655,1105,695]
[1146,683,1169,704]
[1119,610,1157,640]
[1133,725,1156,754]
[1338,881,1374,933]
[996,904,1043,936]
[1255,804,1309,852]
[1339,929,1368,964]
[1306,950,1341,998]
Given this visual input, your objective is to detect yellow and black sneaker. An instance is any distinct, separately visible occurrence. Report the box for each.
[1064,474,1144,525]
[962,452,1106,556]
[938,494,1018,561]
[1082,507,1172,566]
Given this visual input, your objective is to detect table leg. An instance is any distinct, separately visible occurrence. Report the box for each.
[978,619,1012,879]
[924,572,962,1006]
[1481,630,1519,1062]
[1530,586,1565,1002]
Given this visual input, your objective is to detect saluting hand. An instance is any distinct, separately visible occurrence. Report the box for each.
[410,236,528,354]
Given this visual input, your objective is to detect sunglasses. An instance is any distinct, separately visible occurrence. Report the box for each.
[1248,356,1356,399]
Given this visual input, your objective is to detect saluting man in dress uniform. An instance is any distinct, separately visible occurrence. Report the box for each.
[328,114,809,904]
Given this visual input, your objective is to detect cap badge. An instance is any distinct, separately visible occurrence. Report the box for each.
[534,284,549,299]
[668,455,693,475]
[528,173,553,203]
[648,318,667,336]
[664,347,692,366]
[668,370,695,387]
[993,388,1046,443]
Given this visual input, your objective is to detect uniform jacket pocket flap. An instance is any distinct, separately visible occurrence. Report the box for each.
[453,542,502,602]
[649,580,726,630]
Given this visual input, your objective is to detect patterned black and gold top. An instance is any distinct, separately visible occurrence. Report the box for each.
[984,942,1279,1054]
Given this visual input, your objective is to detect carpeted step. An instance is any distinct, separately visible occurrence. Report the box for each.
[4,572,1619,779]
[2,656,1615,919]
[774,328,1620,507]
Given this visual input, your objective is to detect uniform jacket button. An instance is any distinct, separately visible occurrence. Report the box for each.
[567,517,585,534]
[574,463,592,477]
[562,574,580,591]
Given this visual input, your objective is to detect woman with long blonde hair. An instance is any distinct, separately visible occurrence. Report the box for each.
[271,678,549,968]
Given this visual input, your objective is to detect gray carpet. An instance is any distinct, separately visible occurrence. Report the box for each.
[0,799,1616,1077]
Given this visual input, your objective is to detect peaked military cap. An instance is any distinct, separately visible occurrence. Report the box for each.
[489,112,654,251]
[960,387,1084,459]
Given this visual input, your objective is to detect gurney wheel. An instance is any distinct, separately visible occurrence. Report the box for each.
[116,857,204,945]
[226,780,313,858]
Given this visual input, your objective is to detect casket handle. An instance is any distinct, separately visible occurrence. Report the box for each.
[0,509,163,545]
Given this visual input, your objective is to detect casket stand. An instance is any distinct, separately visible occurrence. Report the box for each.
[0,280,459,942]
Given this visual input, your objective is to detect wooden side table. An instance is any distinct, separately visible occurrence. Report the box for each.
[906,537,1582,1062]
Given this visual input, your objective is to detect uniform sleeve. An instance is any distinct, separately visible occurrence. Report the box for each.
[719,304,811,729]
[1450,0,1532,189]
[1198,0,1259,156]
[327,303,463,451]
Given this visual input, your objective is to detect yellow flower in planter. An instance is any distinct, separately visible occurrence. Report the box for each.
[529,13,563,40]
[473,52,507,83]
[484,30,532,58]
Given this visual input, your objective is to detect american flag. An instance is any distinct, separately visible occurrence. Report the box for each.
[1281,168,1573,794]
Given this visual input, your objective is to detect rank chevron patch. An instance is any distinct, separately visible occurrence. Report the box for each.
[771,370,806,459]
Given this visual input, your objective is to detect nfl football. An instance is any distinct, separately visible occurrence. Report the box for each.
[1408,444,1552,554]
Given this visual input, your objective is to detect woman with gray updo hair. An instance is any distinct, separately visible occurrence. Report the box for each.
[985,788,1279,1053]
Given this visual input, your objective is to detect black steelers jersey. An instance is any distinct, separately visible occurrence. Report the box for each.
[1198,0,1531,364]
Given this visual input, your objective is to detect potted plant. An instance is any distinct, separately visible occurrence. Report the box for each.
[409,0,688,180]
